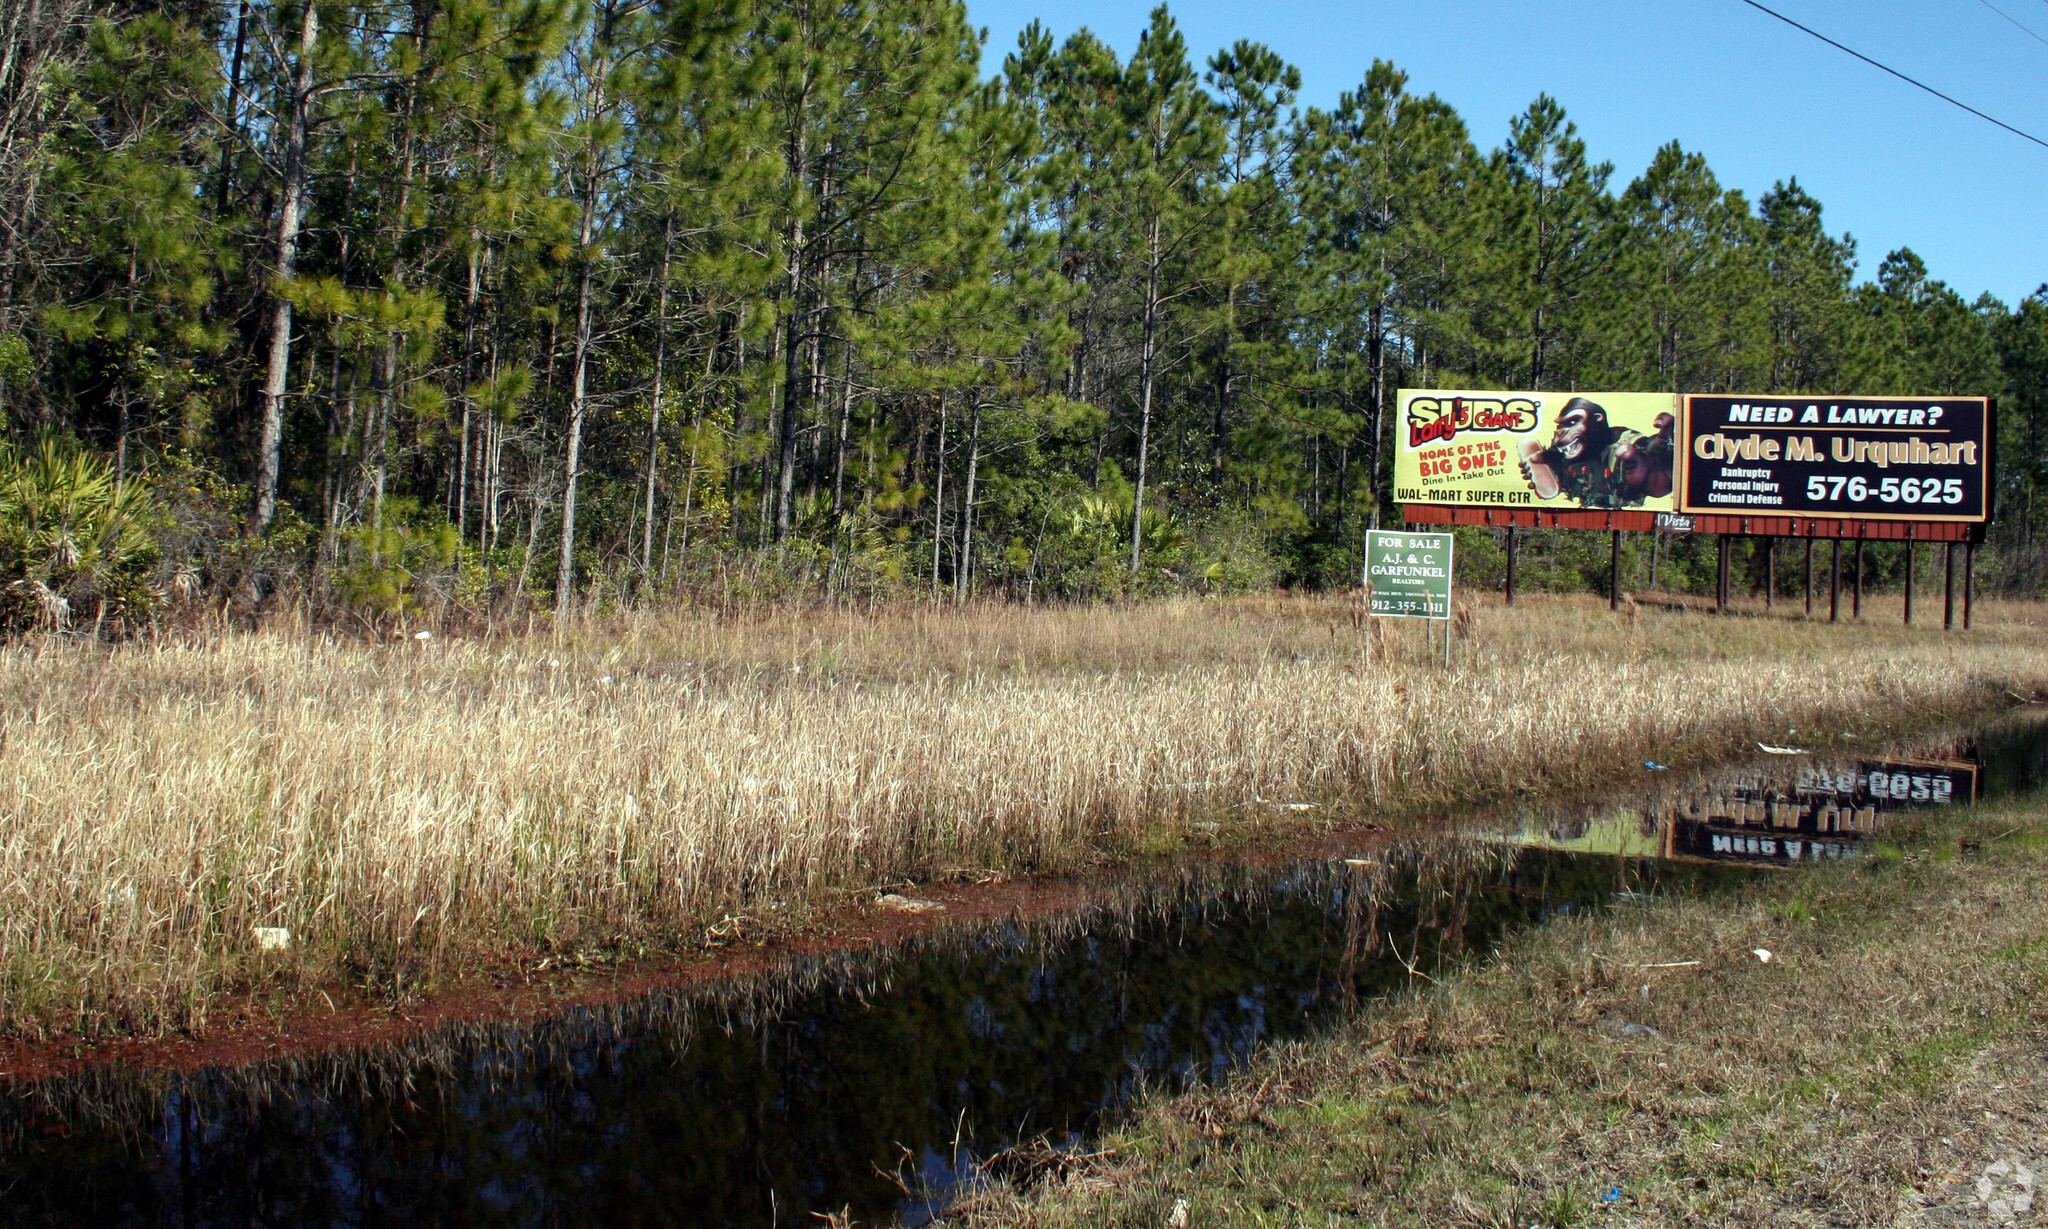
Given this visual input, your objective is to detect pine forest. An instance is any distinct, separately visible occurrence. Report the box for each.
[4,0,2047,628]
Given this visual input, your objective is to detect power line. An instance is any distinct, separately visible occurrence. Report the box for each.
[1736,0,2048,151]
[1976,0,2048,51]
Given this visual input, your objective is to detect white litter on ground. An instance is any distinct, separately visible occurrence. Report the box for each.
[875,893,944,914]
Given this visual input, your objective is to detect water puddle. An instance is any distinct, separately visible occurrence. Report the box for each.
[6,712,2047,1227]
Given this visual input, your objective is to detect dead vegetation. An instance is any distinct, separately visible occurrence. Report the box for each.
[1,593,2044,1039]
[958,789,2048,1227]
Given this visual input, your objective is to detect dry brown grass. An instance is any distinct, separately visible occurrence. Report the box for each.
[2,593,2045,1038]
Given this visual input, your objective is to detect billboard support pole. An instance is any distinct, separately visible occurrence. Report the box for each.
[1766,538,1776,611]
[1852,539,1865,620]
[1804,538,1815,618]
[1609,530,1621,611]
[1715,535,1730,610]
[1943,543,1956,631]
[1965,542,1976,630]
[1505,526,1517,606]
[1904,538,1915,626]
[1829,540,1841,623]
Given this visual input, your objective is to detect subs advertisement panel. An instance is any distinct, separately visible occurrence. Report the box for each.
[1394,390,1680,512]
[1678,394,1990,522]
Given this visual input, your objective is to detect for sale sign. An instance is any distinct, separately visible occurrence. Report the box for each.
[1364,530,1452,619]
[1678,394,1990,522]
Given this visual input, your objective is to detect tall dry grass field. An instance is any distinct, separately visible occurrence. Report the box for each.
[3,594,2045,1038]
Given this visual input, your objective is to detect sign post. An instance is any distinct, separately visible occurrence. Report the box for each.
[1364,529,1454,665]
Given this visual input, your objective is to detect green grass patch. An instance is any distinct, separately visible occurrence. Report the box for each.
[961,791,2048,1227]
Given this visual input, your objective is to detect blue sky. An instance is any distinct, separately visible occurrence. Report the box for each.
[961,0,2048,306]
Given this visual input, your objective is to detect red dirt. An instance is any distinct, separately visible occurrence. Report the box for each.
[0,820,1396,1086]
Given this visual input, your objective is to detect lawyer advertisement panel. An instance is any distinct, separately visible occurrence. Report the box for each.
[1394,389,1679,511]
[1678,394,1991,522]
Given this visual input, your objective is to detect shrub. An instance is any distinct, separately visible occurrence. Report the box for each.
[0,434,159,631]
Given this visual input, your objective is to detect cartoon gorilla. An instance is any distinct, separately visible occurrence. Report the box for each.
[1516,397,1675,509]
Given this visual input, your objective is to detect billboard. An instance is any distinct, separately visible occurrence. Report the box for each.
[1394,390,1679,511]
[1678,394,1991,522]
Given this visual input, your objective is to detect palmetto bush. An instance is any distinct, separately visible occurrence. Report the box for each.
[0,435,159,631]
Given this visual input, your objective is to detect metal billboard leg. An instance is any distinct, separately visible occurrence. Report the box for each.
[1766,538,1776,611]
[1852,539,1864,620]
[1944,543,1956,631]
[1610,530,1621,612]
[1804,538,1814,618]
[1965,541,1976,630]
[1506,526,1517,606]
[1904,540,1914,626]
[1829,540,1841,623]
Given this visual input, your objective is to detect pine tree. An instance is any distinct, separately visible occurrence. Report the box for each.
[1757,178,1855,392]
[246,0,324,532]
[1610,142,1761,392]
[1106,6,1220,573]
[1484,94,1611,391]
[37,13,226,475]
[7,0,2046,610]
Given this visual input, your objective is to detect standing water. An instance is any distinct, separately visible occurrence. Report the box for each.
[5,713,2046,1227]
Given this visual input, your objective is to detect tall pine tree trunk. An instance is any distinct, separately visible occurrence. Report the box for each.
[773,107,810,542]
[774,269,807,541]
[556,223,598,617]
[1212,281,1233,483]
[930,396,946,596]
[321,351,354,557]
[830,328,853,518]
[1129,214,1162,574]
[641,213,674,583]
[956,397,982,601]
[370,341,395,533]
[319,153,359,557]
[555,46,609,620]
[727,312,747,540]
[213,0,248,210]
[1365,296,1386,529]
[457,246,480,537]
[250,0,318,533]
